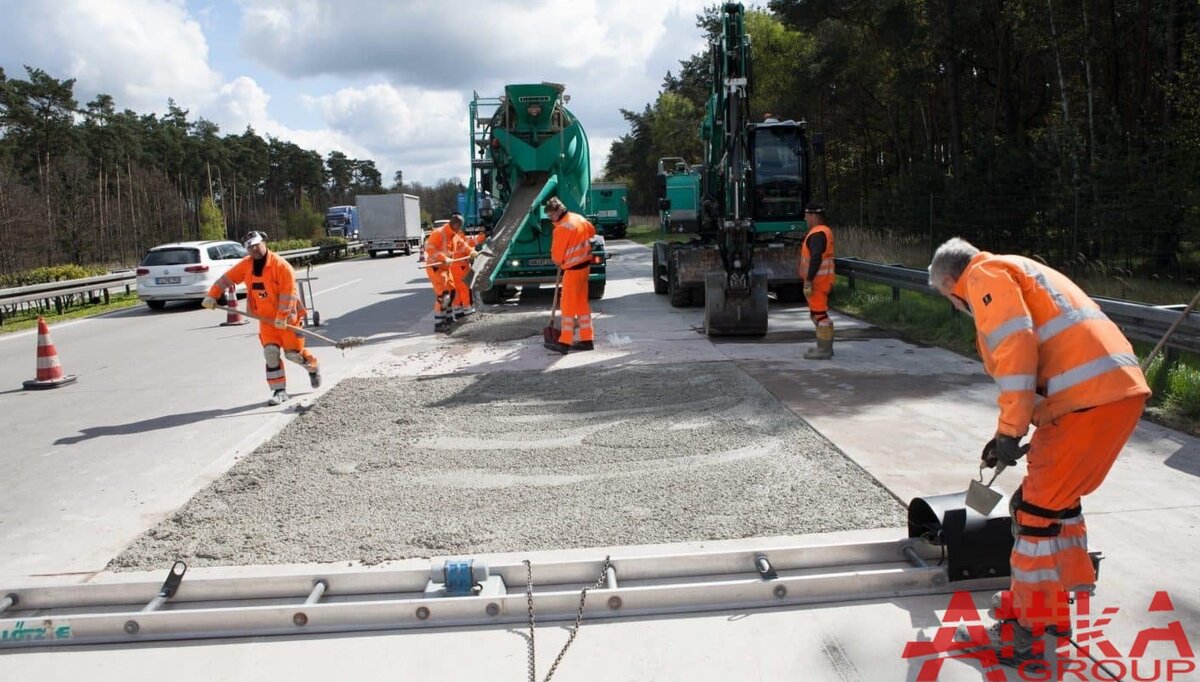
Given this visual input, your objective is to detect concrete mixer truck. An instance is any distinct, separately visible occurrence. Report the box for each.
[467,83,607,303]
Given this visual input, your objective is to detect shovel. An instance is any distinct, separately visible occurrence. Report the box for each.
[543,268,563,344]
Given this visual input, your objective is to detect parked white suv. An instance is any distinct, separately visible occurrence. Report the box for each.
[136,240,247,310]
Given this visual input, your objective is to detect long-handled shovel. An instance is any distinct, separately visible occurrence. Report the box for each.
[543,268,563,344]
[211,304,366,350]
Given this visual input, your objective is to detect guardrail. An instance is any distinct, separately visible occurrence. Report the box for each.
[0,241,364,325]
[834,256,1200,358]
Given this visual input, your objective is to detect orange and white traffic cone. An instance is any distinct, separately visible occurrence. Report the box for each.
[219,285,248,326]
[22,317,77,390]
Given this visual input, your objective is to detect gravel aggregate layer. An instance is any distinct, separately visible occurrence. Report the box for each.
[112,361,906,570]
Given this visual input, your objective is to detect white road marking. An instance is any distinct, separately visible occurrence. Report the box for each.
[315,279,361,296]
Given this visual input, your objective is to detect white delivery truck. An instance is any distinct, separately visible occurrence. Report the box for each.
[356,193,422,257]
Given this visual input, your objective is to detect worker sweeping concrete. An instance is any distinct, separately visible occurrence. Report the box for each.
[928,237,1149,671]
[202,231,320,406]
[425,214,474,333]
[799,202,836,359]
[544,197,596,354]
[450,214,485,319]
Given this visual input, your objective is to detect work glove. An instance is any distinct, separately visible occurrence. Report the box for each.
[273,317,288,330]
[803,282,814,298]
[201,296,217,310]
[981,434,1026,469]
[469,250,479,261]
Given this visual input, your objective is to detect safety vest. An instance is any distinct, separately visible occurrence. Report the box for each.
[452,231,483,261]
[551,212,596,269]
[210,251,302,326]
[951,253,1150,436]
[424,224,459,266]
[799,223,835,286]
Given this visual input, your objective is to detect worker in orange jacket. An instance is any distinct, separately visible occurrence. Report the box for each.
[425,214,474,333]
[799,202,835,359]
[545,196,596,354]
[929,237,1149,670]
[202,231,320,406]
[450,221,486,319]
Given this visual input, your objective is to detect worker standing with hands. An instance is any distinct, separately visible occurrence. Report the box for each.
[929,237,1149,670]
[799,202,835,359]
[202,231,320,406]
[545,196,596,354]
[450,214,485,319]
[425,214,472,333]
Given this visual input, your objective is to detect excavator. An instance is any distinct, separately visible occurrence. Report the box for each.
[651,2,815,335]
[466,82,607,303]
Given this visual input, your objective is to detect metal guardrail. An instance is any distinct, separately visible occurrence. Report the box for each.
[834,256,1200,356]
[0,241,364,324]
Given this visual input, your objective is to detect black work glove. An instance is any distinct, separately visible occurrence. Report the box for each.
[217,294,229,306]
[981,434,1025,469]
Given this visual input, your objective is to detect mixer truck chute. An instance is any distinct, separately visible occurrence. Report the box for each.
[651,2,816,335]
[467,83,607,303]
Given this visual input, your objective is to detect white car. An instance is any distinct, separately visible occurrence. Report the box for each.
[136,240,247,310]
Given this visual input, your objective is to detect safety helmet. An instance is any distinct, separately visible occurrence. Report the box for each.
[243,231,268,247]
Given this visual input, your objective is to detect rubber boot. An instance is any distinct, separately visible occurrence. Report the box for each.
[804,324,834,359]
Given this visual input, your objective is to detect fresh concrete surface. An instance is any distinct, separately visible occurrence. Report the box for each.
[3,240,1198,680]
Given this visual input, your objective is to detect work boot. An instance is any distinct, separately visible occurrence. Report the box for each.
[268,389,289,406]
[462,306,476,317]
[544,340,571,354]
[309,368,321,389]
[435,322,452,334]
[954,619,1048,673]
[804,324,834,360]
[572,340,595,352]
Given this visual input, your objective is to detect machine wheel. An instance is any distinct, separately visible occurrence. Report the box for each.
[668,258,692,307]
[588,280,606,300]
[479,285,506,304]
[774,283,806,303]
[312,311,321,327]
[145,300,166,311]
[368,250,378,259]
[652,249,668,295]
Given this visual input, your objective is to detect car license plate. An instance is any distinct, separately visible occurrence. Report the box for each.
[525,258,552,266]
[155,277,181,285]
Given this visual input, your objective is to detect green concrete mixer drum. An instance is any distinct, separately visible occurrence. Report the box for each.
[467,83,606,302]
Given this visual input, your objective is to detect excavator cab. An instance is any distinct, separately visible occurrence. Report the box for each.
[749,122,808,222]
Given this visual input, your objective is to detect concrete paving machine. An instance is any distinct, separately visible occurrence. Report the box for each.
[651,2,814,335]
[467,83,607,303]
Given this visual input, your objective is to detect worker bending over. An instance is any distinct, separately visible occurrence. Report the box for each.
[450,217,486,319]
[203,231,320,406]
[545,196,596,354]
[799,202,835,359]
[425,214,474,333]
[929,237,1149,670]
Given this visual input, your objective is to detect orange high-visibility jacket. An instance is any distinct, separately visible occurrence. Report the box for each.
[799,222,835,288]
[425,224,461,266]
[551,212,596,270]
[452,231,484,260]
[209,251,303,326]
[951,252,1150,437]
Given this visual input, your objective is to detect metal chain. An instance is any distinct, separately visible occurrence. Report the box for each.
[524,555,613,682]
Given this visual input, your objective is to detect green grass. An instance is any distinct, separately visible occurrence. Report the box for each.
[624,221,691,248]
[0,292,144,335]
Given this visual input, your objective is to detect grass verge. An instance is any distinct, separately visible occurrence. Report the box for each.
[0,293,144,335]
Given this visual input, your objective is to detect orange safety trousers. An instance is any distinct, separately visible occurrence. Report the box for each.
[558,267,593,345]
[450,263,472,308]
[258,324,317,390]
[807,284,832,325]
[1002,394,1146,630]
[426,265,454,313]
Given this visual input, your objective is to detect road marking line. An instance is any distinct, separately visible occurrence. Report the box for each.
[315,279,361,296]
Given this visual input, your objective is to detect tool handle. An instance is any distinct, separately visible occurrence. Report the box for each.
[212,304,339,346]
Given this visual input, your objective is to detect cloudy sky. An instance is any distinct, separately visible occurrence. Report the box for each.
[0,0,715,186]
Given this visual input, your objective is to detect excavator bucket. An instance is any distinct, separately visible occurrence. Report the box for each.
[469,172,552,293]
[704,270,769,336]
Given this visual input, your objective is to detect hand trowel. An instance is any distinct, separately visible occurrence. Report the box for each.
[965,462,1007,515]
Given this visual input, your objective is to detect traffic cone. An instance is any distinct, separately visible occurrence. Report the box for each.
[23,317,77,390]
[219,286,248,326]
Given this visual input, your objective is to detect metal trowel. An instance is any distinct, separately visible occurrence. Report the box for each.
[965,462,1007,515]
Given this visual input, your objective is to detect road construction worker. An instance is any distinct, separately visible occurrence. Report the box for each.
[425,214,473,333]
[450,217,486,319]
[202,231,320,406]
[929,237,1150,670]
[799,202,835,359]
[545,196,596,354]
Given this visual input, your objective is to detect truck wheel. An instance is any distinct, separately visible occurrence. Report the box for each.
[652,248,668,295]
[774,283,806,303]
[404,244,413,256]
[588,280,606,300]
[479,285,506,304]
[668,258,692,307]
[368,250,378,259]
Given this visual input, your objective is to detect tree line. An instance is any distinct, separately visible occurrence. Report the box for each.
[0,66,470,277]
[605,1,1200,280]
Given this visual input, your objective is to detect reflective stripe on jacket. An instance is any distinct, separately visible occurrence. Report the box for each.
[951,252,1150,436]
[551,211,596,270]
[209,251,302,326]
[799,223,835,287]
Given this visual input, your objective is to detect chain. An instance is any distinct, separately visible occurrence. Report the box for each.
[524,555,613,682]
